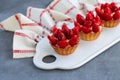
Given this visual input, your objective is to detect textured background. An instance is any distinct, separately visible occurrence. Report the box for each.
[0,0,120,80]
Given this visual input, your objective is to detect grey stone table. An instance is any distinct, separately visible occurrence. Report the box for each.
[0,0,120,80]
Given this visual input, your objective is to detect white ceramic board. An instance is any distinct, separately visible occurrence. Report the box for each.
[33,24,120,70]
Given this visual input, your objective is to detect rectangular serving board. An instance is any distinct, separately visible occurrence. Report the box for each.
[34,24,120,70]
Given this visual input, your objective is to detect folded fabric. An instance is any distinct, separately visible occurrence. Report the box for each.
[47,0,85,19]
[0,8,74,58]
[48,0,120,19]
[27,7,73,29]
[0,13,50,58]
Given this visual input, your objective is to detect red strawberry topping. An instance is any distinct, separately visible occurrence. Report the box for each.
[74,21,81,27]
[95,7,103,19]
[76,11,102,34]
[68,29,74,39]
[104,7,112,14]
[76,14,85,25]
[84,20,92,27]
[58,40,68,48]
[74,21,81,31]
[101,4,105,9]
[103,13,112,21]
[81,26,91,34]
[111,5,118,12]
[62,23,69,36]
[95,2,120,21]
[86,11,94,20]
[110,2,116,11]
[58,31,66,41]
[48,36,57,45]
[72,26,80,35]
[95,15,102,25]
[48,23,80,48]
[113,11,120,20]
[95,15,101,22]
[51,26,57,32]
[69,35,79,46]
[92,23,100,33]
[53,29,62,38]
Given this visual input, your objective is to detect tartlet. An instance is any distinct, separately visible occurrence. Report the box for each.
[76,11,103,41]
[95,2,120,28]
[48,23,80,55]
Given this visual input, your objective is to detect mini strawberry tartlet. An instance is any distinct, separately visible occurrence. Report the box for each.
[76,11,103,41]
[47,23,80,55]
[95,2,120,28]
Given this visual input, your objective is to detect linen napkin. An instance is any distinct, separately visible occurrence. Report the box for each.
[48,0,120,19]
[27,7,73,29]
[0,13,50,58]
[47,0,85,19]
[0,8,74,58]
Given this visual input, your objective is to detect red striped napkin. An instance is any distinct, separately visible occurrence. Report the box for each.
[0,13,50,58]
[48,0,120,19]
[0,8,74,58]
[47,0,85,19]
[26,7,73,29]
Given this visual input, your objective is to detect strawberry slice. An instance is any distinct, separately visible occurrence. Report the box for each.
[72,27,79,35]
[62,23,69,36]
[95,7,103,19]
[48,36,57,45]
[103,13,112,21]
[74,21,80,27]
[53,29,58,37]
[104,3,109,8]
[92,23,100,33]
[112,6,118,12]
[95,15,101,22]
[110,2,116,7]
[86,11,94,20]
[95,15,102,25]
[93,21,101,27]
[58,40,68,48]
[84,20,92,27]
[81,26,91,34]
[89,11,94,17]
[111,2,116,5]
[51,26,57,32]
[76,14,85,25]
[58,31,66,41]
[53,29,62,38]
[104,7,112,14]
[110,2,116,10]
[69,35,79,46]
[113,11,120,20]
[92,19,96,24]
[68,29,74,39]
[109,2,118,12]
[101,4,105,9]
[74,21,81,31]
